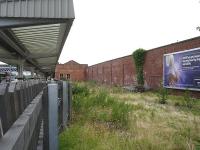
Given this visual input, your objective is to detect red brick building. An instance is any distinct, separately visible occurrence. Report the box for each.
[55,36,200,97]
[55,60,88,81]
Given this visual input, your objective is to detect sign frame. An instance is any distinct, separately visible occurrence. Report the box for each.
[163,47,200,91]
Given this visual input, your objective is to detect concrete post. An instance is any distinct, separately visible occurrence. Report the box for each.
[68,83,72,121]
[48,83,58,150]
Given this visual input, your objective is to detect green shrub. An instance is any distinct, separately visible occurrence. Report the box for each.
[157,86,168,104]
[183,89,194,109]
[72,83,89,96]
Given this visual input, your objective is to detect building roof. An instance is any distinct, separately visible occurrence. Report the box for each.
[0,0,75,75]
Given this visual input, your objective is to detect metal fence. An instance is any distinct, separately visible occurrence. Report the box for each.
[42,81,72,150]
[0,80,72,150]
[0,79,45,134]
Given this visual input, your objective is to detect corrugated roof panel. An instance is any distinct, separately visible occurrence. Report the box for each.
[12,24,60,55]
[0,0,75,18]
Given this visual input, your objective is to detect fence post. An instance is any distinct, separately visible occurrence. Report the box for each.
[62,81,68,127]
[48,83,58,150]
[0,117,3,138]
[68,83,72,121]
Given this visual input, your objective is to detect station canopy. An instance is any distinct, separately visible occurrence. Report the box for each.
[0,0,75,75]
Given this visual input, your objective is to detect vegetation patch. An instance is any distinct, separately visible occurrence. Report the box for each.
[60,82,200,150]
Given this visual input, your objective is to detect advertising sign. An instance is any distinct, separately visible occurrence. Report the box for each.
[163,47,200,91]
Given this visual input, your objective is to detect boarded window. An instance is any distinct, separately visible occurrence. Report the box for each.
[60,74,63,79]
[67,74,70,80]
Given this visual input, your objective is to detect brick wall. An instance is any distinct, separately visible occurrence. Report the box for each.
[87,56,135,86]
[87,36,200,92]
[55,60,88,81]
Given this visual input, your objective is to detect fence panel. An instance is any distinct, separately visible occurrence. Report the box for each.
[0,83,12,134]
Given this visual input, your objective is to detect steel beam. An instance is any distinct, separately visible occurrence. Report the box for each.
[29,53,57,59]
[0,18,71,29]
[0,53,16,59]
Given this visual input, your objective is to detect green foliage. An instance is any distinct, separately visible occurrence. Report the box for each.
[72,85,133,128]
[157,86,168,104]
[132,48,146,86]
[111,102,133,128]
[59,125,98,150]
[60,82,200,150]
[72,83,89,96]
[183,89,194,109]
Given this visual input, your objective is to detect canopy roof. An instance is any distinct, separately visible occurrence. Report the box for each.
[0,0,74,75]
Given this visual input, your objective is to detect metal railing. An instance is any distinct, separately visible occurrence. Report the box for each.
[42,80,72,150]
[0,80,72,150]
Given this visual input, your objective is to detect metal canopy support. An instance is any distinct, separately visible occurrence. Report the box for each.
[17,59,25,79]
[30,67,35,78]
[0,18,70,29]
[48,83,58,150]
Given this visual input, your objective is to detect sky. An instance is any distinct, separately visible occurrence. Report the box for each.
[58,0,200,66]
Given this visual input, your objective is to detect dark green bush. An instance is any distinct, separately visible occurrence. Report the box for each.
[72,83,89,96]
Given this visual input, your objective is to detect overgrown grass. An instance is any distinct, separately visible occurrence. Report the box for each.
[60,82,200,150]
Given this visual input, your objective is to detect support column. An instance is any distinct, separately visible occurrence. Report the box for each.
[48,83,58,150]
[30,67,35,78]
[17,59,25,79]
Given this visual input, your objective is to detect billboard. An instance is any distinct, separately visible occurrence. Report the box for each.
[163,47,200,91]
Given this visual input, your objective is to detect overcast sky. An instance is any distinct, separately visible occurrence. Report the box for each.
[59,0,200,65]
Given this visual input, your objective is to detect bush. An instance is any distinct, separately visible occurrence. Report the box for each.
[183,89,194,109]
[72,83,89,96]
[157,87,168,104]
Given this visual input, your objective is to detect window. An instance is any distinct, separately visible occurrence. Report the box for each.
[67,74,70,80]
[60,73,63,79]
